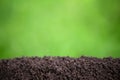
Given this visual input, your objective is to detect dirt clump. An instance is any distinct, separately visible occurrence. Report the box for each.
[0,56,120,80]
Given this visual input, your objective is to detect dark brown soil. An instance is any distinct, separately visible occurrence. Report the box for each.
[0,56,120,80]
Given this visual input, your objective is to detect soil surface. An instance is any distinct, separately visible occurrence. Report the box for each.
[0,56,120,80]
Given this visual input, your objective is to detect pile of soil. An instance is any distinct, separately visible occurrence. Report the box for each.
[0,56,120,80]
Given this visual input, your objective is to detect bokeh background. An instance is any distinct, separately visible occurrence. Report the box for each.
[0,0,120,59]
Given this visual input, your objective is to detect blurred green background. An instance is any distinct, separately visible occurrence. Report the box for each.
[0,0,120,59]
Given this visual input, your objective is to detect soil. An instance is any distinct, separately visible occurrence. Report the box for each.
[0,56,120,80]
